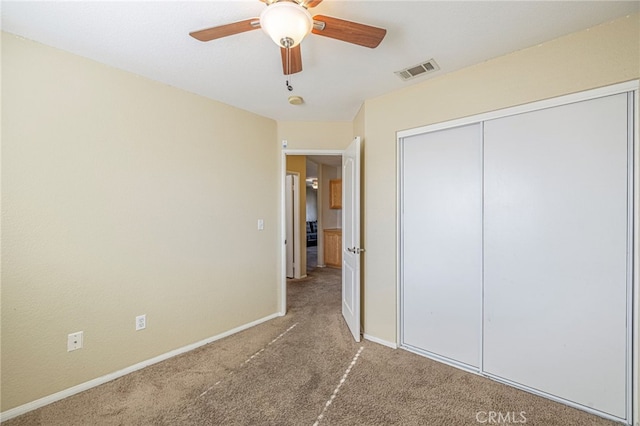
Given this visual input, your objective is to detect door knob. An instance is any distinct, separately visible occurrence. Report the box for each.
[347,247,365,254]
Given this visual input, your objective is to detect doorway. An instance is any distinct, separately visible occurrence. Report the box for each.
[285,153,342,276]
[305,155,343,273]
[280,138,363,343]
[280,149,343,316]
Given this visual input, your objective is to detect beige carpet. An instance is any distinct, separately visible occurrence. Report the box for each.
[4,267,618,425]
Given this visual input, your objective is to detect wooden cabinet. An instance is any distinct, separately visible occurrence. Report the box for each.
[329,179,342,209]
[323,228,342,268]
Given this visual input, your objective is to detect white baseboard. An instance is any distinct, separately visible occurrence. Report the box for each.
[363,334,398,349]
[0,312,281,422]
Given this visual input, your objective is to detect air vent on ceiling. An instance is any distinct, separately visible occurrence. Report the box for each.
[395,59,439,81]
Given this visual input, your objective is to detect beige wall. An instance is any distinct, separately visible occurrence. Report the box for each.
[361,14,640,343]
[1,34,279,411]
[277,121,353,150]
[353,104,365,141]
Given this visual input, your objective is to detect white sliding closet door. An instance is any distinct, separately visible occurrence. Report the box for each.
[402,124,482,368]
[483,94,629,418]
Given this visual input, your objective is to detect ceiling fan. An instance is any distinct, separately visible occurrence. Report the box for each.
[189,0,387,76]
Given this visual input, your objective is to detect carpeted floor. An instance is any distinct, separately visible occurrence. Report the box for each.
[4,267,618,425]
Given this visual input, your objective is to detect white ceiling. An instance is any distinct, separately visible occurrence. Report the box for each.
[2,1,638,122]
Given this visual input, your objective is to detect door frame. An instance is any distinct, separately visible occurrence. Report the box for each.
[279,149,344,316]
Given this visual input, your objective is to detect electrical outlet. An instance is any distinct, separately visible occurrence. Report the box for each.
[136,314,146,331]
[258,219,264,230]
[67,331,83,351]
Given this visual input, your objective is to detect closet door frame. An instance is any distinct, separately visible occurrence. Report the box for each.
[397,80,638,425]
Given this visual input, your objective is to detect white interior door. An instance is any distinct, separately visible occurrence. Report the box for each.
[286,174,301,279]
[342,137,362,342]
[483,93,629,419]
[401,123,483,368]
[285,175,295,278]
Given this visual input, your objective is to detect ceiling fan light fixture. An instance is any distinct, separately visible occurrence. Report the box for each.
[260,1,313,48]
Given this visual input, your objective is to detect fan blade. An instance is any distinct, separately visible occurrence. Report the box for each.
[312,15,386,48]
[190,19,259,42]
[302,0,323,8]
[265,0,321,7]
[280,45,303,75]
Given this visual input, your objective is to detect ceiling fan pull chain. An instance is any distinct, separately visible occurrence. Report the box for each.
[285,46,293,91]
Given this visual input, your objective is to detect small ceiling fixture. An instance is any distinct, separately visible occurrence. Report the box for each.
[288,95,304,105]
[305,177,318,189]
[260,1,313,48]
